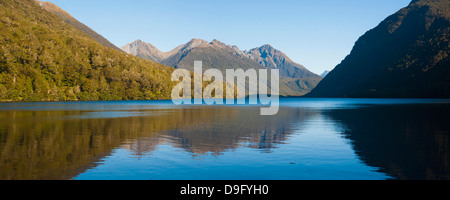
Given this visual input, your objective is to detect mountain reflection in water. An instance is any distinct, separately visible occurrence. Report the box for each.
[0,99,449,180]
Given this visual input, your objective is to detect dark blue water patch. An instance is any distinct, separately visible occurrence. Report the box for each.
[279,98,450,109]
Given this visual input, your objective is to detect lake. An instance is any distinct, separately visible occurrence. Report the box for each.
[0,98,449,180]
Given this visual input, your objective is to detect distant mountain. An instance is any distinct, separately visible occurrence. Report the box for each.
[242,44,323,96]
[243,44,318,80]
[307,0,450,98]
[159,39,298,95]
[121,40,164,62]
[0,0,175,101]
[122,39,322,96]
[321,70,330,78]
[37,1,122,52]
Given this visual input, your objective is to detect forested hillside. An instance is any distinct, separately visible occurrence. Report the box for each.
[0,0,175,101]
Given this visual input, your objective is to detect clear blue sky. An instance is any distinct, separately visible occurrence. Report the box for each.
[49,0,411,74]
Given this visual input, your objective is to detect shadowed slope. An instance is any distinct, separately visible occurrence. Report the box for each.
[308,0,450,98]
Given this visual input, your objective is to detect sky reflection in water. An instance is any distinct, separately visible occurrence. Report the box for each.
[0,98,449,180]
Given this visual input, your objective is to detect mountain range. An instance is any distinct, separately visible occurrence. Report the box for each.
[1,0,449,101]
[121,39,323,96]
[307,0,450,98]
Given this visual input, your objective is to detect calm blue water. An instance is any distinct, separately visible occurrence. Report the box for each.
[0,98,449,180]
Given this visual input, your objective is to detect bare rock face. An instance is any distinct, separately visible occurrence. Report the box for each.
[121,40,166,62]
